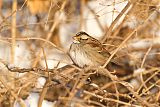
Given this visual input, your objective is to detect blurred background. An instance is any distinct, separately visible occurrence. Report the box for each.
[0,0,159,107]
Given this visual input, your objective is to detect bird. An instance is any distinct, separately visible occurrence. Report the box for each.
[69,31,133,76]
[69,31,113,68]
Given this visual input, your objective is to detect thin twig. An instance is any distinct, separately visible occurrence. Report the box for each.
[101,2,131,43]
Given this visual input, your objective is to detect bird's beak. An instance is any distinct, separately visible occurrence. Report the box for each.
[72,36,80,43]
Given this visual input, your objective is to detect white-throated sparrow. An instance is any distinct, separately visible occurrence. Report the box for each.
[69,31,113,68]
[69,31,133,76]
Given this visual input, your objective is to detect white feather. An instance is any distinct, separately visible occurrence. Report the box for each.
[69,43,95,67]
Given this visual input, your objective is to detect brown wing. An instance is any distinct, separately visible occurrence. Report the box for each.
[83,39,111,65]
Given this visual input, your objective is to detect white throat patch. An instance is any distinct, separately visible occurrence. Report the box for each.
[73,40,80,44]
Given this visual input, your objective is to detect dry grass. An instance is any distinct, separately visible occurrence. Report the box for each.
[0,0,160,107]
